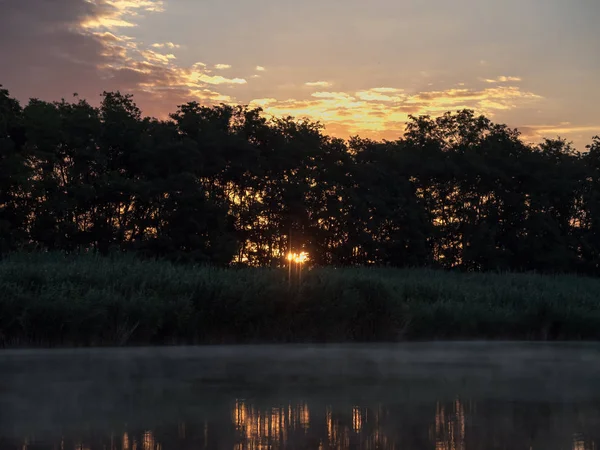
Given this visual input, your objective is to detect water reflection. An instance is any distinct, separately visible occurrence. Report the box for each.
[231,400,312,449]
[431,399,465,450]
[3,344,600,450]
[8,398,597,450]
[573,434,596,450]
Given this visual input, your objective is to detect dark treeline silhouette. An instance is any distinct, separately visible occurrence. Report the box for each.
[1,84,600,273]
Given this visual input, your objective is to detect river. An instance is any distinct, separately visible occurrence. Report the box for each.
[1,343,599,449]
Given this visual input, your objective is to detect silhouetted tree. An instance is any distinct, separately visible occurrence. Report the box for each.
[0,86,29,255]
[1,84,599,274]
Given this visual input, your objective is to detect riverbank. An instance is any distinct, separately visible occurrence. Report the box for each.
[1,253,600,347]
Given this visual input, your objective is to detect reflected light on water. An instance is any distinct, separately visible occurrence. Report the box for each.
[573,433,595,450]
[232,400,310,449]
[3,398,599,450]
[352,406,362,433]
[432,399,465,450]
[143,431,158,450]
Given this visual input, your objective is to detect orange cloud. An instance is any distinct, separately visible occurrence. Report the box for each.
[185,72,246,85]
[519,123,600,147]
[151,42,180,49]
[2,0,561,149]
[482,76,522,83]
[356,88,405,102]
[81,0,165,30]
[250,84,544,140]
[74,0,250,107]
[305,81,332,87]
[139,49,176,64]
[370,87,404,93]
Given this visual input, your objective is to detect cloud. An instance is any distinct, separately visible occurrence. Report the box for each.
[139,49,177,64]
[356,88,405,102]
[151,42,180,49]
[0,0,248,118]
[0,0,116,99]
[214,64,232,70]
[483,76,522,83]
[518,123,600,147]
[0,0,554,147]
[370,87,404,93]
[311,91,356,101]
[184,72,246,85]
[250,83,544,140]
[80,0,165,30]
[305,81,332,87]
[406,87,541,112]
[250,98,278,107]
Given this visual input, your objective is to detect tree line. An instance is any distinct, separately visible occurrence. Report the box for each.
[1,84,600,273]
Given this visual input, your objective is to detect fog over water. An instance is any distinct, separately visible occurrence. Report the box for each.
[1,343,600,449]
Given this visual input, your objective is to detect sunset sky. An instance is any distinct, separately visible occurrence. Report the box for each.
[1,0,599,150]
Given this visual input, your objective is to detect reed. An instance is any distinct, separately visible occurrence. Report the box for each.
[1,252,599,347]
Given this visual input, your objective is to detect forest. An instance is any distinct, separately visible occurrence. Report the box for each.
[4,84,600,345]
[1,84,600,274]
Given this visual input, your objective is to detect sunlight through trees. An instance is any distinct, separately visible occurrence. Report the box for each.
[1,85,600,273]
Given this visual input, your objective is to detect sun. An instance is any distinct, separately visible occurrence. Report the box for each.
[287,251,308,264]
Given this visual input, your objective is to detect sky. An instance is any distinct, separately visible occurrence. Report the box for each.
[1,0,599,150]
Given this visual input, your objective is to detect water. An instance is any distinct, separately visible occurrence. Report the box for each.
[1,343,600,449]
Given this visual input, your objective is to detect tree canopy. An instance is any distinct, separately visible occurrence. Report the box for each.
[1,85,599,274]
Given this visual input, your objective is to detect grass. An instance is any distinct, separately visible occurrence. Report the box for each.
[1,252,600,347]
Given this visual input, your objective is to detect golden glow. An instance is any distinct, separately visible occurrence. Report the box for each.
[288,251,309,264]
[352,406,363,433]
[80,0,164,30]
[432,399,466,450]
[35,0,588,156]
[305,81,332,87]
[483,76,522,83]
[73,0,565,148]
[250,85,543,140]
[142,431,154,450]
[232,399,308,448]
[10,399,599,450]
[151,42,180,49]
